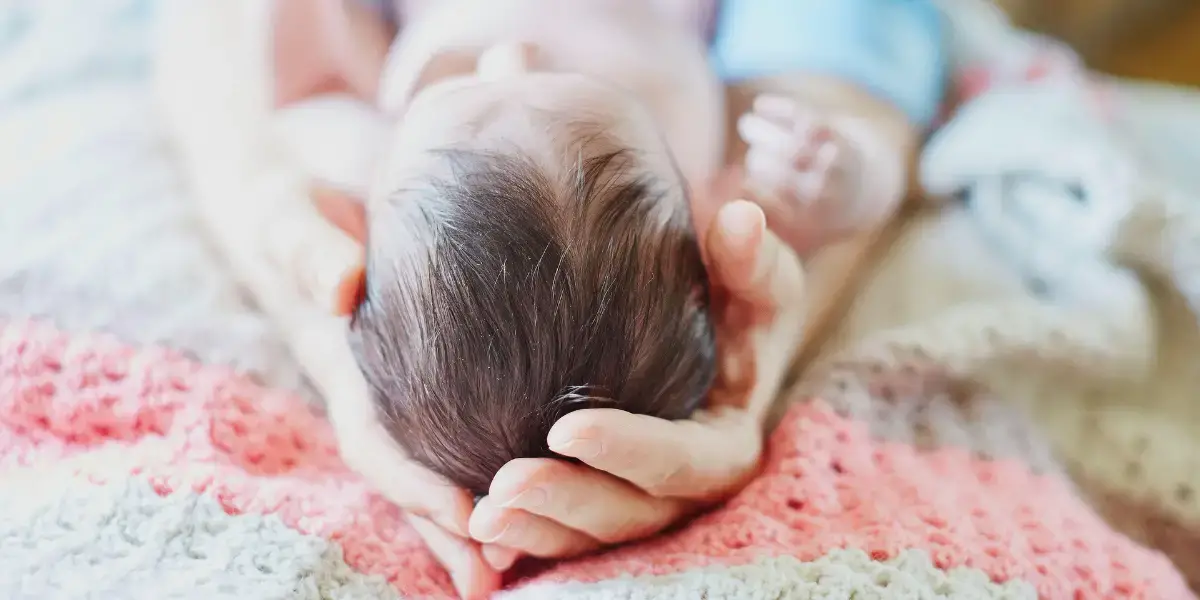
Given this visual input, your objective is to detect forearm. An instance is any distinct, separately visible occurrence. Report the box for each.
[156,0,366,406]
[187,163,367,405]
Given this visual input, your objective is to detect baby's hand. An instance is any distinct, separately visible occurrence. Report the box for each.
[738,94,870,254]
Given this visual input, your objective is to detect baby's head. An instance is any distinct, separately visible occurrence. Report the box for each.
[346,56,719,495]
[330,2,726,495]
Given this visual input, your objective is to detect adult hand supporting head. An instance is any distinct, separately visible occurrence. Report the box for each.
[299,186,501,599]
[469,178,807,568]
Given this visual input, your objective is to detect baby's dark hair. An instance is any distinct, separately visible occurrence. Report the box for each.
[349,145,717,496]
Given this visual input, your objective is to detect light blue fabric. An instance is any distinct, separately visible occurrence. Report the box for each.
[0,0,157,108]
[710,0,948,128]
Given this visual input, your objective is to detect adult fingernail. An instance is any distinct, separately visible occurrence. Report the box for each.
[476,521,513,544]
[551,438,602,459]
[719,201,763,244]
[470,502,517,543]
[501,487,547,509]
[482,545,520,571]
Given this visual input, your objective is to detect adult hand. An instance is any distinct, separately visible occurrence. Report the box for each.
[300,186,502,599]
[467,196,806,569]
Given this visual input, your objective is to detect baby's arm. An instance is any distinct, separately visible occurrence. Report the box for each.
[713,0,947,256]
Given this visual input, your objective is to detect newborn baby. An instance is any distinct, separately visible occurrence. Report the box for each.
[270,0,946,496]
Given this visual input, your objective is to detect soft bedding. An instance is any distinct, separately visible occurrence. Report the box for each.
[1,0,1200,598]
[0,0,311,398]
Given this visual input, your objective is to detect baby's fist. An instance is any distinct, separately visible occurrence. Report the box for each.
[738,94,864,253]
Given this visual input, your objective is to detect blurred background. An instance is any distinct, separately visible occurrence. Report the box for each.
[998,0,1200,86]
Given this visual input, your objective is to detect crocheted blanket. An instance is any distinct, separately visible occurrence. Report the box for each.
[2,0,1200,598]
[0,318,1191,598]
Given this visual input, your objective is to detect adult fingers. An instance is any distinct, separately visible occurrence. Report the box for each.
[484,458,689,544]
[480,545,521,572]
[706,202,807,422]
[372,453,476,536]
[469,496,601,559]
[705,200,805,313]
[311,183,368,242]
[406,514,501,600]
[691,166,745,249]
[547,408,761,501]
[329,391,474,536]
[264,185,365,314]
[737,113,800,158]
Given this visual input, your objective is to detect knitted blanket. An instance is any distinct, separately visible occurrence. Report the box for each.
[0,318,1191,598]
[2,0,1200,598]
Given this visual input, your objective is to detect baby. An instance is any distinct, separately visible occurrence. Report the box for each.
[271,0,946,496]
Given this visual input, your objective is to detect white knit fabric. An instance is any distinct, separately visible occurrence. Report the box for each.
[0,0,312,398]
[820,3,1200,547]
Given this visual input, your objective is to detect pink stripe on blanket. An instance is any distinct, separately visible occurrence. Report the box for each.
[0,320,1189,598]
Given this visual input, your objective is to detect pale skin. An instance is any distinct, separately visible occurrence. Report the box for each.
[156,1,915,597]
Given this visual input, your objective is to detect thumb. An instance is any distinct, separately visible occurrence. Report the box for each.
[267,185,366,314]
[311,183,368,243]
[706,200,805,311]
[406,514,501,600]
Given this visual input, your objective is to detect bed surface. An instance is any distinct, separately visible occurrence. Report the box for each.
[0,0,310,396]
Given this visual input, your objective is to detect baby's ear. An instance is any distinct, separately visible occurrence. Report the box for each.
[311,184,368,316]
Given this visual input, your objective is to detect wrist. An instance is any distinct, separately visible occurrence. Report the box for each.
[831,114,912,231]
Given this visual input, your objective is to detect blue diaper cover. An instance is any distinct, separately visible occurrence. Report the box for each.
[710,0,948,128]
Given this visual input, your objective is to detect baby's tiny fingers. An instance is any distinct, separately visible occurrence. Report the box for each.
[752,95,832,139]
[737,113,797,156]
[791,168,831,206]
[751,94,803,123]
[812,141,840,174]
[744,149,796,196]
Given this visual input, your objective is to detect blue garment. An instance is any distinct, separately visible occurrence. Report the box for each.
[710,0,947,128]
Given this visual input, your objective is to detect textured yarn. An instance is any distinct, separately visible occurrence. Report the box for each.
[0,318,1191,599]
[835,6,1200,587]
[3,0,1200,597]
